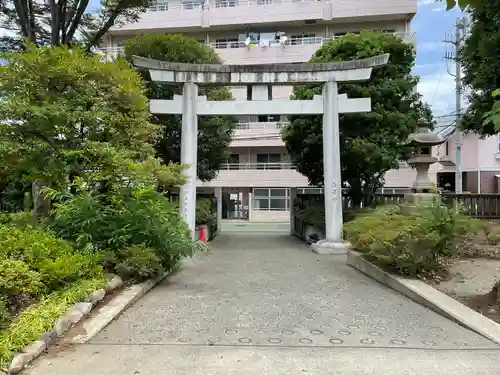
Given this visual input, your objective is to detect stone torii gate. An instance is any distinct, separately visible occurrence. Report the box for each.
[133,55,389,254]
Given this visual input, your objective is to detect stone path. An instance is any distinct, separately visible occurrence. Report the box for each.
[26,234,500,375]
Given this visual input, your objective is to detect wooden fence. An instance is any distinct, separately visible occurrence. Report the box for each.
[297,192,500,219]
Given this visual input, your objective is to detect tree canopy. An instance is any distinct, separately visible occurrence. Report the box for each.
[124,34,237,182]
[0,43,183,193]
[282,31,433,204]
[0,0,152,50]
[456,0,500,135]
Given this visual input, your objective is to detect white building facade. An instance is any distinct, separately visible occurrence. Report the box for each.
[101,0,417,222]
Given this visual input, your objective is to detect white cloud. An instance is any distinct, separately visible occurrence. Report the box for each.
[417,62,468,117]
[418,41,444,52]
[431,6,445,12]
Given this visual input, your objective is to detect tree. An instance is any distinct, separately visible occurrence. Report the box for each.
[0,43,176,199]
[282,31,433,206]
[0,0,152,51]
[124,34,237,182]
[454,0,500,135]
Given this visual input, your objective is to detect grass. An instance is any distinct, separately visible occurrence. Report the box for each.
[0,276,106,368]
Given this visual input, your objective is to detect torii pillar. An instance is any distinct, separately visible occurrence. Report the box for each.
[133,55,390,252]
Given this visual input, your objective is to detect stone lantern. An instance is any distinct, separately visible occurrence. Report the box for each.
[401,117,446,214]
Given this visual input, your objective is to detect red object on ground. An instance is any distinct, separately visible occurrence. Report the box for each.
[199,226,207,242]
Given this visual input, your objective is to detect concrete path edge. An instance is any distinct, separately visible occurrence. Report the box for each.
[347,250,500,345]
[70,252,202,344]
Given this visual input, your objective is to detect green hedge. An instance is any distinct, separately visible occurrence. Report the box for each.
[0,223,105,366]
[344,204,480,277]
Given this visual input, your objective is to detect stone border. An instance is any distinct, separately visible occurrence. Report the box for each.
[347,250,500,345]
[6,273,165,374]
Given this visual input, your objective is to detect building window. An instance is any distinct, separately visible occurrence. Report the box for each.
[227,154,240,170]
[214,0,238,7]
[445,140,449,156]
[253,188,290,211]
[215,38,239,48]
[258,115,280,122]
[181,0,203,9]
[257,153,281,169]
[149,0,168,11]
[290,34,316,45]
[497,133,500,152]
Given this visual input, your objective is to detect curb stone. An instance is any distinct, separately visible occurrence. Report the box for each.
[347,250,500,345]
[5,254,199,374]
[6,273,126,374]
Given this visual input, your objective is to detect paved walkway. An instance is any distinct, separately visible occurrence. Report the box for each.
[27,234,500,375]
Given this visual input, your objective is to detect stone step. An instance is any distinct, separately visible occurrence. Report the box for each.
[220,221,290,233]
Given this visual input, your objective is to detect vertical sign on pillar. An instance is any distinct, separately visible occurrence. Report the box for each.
[180,82,198,239]
[321,80,343,243]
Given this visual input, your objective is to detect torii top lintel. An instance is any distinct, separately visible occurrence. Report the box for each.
[132,54,390,85]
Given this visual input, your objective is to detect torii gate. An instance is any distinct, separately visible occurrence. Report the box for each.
[133,55,389,254]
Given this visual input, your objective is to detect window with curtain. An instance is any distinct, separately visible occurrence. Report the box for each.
[253,188,289,211]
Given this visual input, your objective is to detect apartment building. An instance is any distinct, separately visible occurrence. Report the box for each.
[101,0,417,222]
[382,125,500,194]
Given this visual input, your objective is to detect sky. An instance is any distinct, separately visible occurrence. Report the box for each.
[3,0,464,124]
[413,0,465,126]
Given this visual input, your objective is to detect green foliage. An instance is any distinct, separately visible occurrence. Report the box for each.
[0,298,10,331]
[459,0,500,135]
[0,225,102,291]
[0,277,105,367]
[0,43,158,191]
[295,195,368,229]
[49,187,198,272]
[0,212,39,228]
[124,34,237,181]
[105,245,164,282]
[282,31,433,205]
[0,0,152,51]
[344,204,479,276]
[0,259,43,302]
[195,198,216,226]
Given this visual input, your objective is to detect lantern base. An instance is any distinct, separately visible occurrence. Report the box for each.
[399,192,441,216]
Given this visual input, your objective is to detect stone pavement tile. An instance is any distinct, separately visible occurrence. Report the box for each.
[24,345,500,375]
[92,234,499,350]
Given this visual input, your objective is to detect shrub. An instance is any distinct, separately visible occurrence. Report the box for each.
[0,277,105,367]
[295,195,366,229]
[0,212,39,228]
[344,204,479,276]
[0,259,43,303]
[49,187,199,272]
[0,225,102,292]
[105,244,164,282]
[0,298,10,331]
[196,198,216,226]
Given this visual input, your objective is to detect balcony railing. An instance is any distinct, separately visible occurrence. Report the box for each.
[220,162,295,170]
[210,32,415,50]
[210,36,323,49]
[97,32,415,58]
[235,121,289,130]
[148,0,318,11]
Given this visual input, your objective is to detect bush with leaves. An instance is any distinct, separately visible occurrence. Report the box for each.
[195,198,216,226]
[0,225,102,292]
[344,204,480,277]
[48,186,200,276]
[104,245,164,282]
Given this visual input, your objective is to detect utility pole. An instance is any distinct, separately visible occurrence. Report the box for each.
[445,17,467,193]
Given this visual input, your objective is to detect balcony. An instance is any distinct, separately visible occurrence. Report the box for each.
[108,0,416,34]
[231,121,287,147]
[199,162,309,187]
[211,32,415,64]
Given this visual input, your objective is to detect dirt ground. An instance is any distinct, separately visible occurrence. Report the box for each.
[433,219,500,324]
